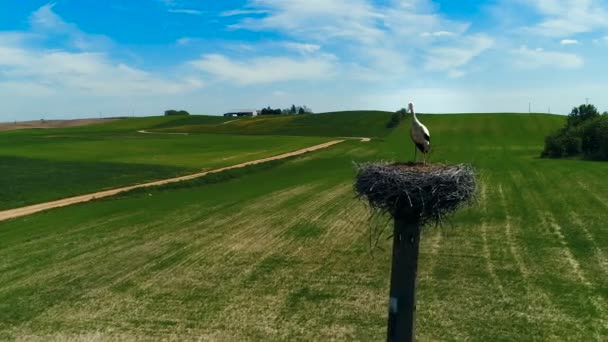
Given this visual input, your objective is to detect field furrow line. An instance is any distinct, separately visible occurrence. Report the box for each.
[544,213,608,331]
[508,168,569,325]
[577,181,608,209]
[480,221,506,299]
[478,183,506,300]
[569,211,608,277]
[544,215,590,286]
[497,185,530,279]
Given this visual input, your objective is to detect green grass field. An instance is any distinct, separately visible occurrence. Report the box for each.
[151,111,395,138]
[0,117,332,210]
[1,113,607,340]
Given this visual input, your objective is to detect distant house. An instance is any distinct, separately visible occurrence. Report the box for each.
[223,110,257,117]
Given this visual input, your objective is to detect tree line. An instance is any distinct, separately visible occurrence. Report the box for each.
[164,110,190,116]
[542,104,608,160]
[387,108,408,128]
[259,105,313,115]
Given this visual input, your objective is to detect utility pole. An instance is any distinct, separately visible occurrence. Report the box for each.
[529,102,531,114]
[586,98,589,105]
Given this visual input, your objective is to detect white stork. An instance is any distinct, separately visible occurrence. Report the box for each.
[408,102,431,164]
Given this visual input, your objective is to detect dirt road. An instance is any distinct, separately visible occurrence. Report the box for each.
[0,140,344,222]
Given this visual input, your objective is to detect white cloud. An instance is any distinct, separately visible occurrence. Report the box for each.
[28,3,112,51]
[521,0,608,37]
[230,0,482,78]
[0,5,202,101]
[155,0,177,7]
[0,43,202,96]
[168,9,204,15]
[560,39,580,45]
[421,31,456,38]
[424,35,494,74]
[231,0,385,44]
[512,46,583,69]
[284,42,321,54]
[190,54,336,85]
[220,9,267,17]
[176,37,194,45]
[155,0,203,16]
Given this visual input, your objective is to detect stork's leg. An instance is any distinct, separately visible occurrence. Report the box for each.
[413,145,417,163]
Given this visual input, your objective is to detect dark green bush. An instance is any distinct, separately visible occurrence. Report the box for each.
[542,131,566,158]
[542,104,608,161]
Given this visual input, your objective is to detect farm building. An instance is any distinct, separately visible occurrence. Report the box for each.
[223,110,257,117]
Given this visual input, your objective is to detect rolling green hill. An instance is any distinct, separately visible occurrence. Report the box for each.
[0,118,329,210]
[151,111,395,138]
[2,113,607,340]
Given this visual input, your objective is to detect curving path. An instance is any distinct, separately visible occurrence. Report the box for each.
[0,140,345,222]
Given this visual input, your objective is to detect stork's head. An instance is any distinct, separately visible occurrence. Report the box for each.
[408,102,415,114]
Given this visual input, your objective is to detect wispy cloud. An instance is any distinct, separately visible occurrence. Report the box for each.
[230,0,386,44]
[190,54,336,85]
[176,37,194,45]
[284,42,321,54]
[220,9,267,17]
[425,35,494,74]
[156,0,203,16]
[512,46,583,69]
[560,39,580,45]
[229,0,487,79]
[0,5,202,98]
[421,31,456,38]
[168,9,204,15]
[520,0,608,37]
[29,3,113,51]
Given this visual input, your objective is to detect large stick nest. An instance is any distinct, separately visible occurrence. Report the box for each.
[355,162,476,225]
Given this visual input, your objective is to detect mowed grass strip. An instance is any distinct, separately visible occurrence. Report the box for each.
[1,113,607,340]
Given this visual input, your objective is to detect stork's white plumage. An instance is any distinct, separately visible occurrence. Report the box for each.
[408,102,431,164]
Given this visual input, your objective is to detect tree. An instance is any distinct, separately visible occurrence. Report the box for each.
[165,110,190,116]
[567,104,600,127]
[542,103,608,161]
[386,108,409,128]
[396,108,408,119]
[302,105,312,114]
[290,104,297,115]
[298,107,305,114]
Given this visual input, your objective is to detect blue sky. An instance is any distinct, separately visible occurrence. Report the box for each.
[1,0,607,120]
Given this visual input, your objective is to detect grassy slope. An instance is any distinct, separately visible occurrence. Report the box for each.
[0,116,330,210]
[2,113,608,340]
[152,111,395,138]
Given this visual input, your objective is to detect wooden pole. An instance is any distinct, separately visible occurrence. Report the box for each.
[387,217,421,342]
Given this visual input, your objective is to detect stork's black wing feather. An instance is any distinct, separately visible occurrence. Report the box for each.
[424,133,430,142]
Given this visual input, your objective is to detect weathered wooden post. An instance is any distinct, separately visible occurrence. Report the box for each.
[355,162,476,342]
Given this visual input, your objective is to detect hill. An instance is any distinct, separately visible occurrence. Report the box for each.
[150,111,395,138]
[0,117,329,210]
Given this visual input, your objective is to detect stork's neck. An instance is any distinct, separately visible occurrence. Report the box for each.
[411,110,420,123]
